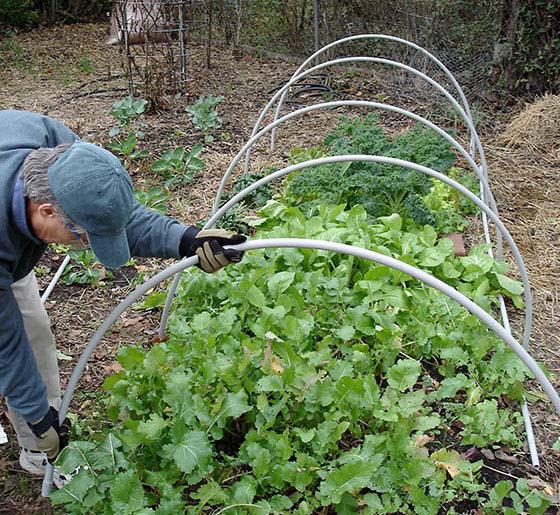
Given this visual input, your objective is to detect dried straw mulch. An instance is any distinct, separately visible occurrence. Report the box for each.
[494,94,560,163]
[487,95,560,478]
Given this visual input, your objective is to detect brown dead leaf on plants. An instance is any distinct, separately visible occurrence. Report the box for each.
[432,449,463,479]
[271,356,284,374]
[415,434,434,448]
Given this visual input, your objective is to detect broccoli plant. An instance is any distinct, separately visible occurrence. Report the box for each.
[62,248,114,287]
[107,132,149,162]
[185,94,224,142]
[107,96,149,164]
[151,145,205,188]
[133,186,169,214]
[109,96,148,136]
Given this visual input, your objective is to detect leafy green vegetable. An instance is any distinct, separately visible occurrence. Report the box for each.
[186,94,224,142]
[424,166,479,234]
[55,200,537,513]
[151,145,205,188]
[62,248,114,287]
[227,170,274,209]
[110,96,148,129]
[134,186,169,213]
[284,114,458,226]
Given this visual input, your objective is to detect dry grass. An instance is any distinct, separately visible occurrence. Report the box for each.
[494,94,560,163]
[486,99,560,479]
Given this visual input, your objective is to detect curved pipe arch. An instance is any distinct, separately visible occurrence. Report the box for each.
[217,90,489,213]
[208,155,530,350]
[269,34,478,160]
[213,100,497,222]
[43,237,557,496]
[245,57,487,185]
[210,98,502,261]
[241,56,488,183]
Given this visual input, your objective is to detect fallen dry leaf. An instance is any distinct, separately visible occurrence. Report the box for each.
[415,434,434,448]
[432,449,463,478]
[271,356,284,374]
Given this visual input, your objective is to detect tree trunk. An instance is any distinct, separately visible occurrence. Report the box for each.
[493,0,521,89]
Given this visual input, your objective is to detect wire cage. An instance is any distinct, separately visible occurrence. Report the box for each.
[108,0,205,100]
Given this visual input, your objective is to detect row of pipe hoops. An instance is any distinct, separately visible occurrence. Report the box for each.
[42,35,559,496]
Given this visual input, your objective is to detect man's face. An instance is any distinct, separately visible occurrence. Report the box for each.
[29,201,89,248]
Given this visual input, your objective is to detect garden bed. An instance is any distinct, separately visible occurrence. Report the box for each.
[0,22,558,514]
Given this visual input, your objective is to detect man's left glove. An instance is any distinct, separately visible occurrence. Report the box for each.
[28,407,71,462]
[180,227,246,273]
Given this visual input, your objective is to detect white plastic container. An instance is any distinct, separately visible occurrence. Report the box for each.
[0,421,8,444]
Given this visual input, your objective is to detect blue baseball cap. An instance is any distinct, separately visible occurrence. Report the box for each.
[48,141,133,269]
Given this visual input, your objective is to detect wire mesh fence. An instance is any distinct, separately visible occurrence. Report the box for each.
[111,0,502,108]
[207,1,501,98]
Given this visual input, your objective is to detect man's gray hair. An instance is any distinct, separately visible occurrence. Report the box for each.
[22,144,86,233]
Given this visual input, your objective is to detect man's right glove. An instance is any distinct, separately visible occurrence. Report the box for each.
[28,407,71,462]
[180,227,246,273]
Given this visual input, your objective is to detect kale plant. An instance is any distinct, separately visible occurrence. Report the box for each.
[228,170,274,209]
[284,114,457,226]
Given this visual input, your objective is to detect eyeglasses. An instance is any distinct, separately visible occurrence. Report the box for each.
[69,229,89,250]
[61,216,89,250]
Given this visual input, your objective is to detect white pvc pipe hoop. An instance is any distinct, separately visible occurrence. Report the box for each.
[222,100,498,225]
[243,56,488,185]
[212,97,501,258]
[234,56,494,255]
[216,99,492,219]
[41,255,71,303]
[42,238,559,497]
[266,34,479,163]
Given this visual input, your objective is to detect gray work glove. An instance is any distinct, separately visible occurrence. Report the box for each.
[180,227,246,273]
[28,407,71,462]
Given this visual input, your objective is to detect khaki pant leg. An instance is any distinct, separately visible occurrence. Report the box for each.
[8,271,61,450]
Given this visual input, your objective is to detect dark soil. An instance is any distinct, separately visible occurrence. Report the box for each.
[0,22,558,513]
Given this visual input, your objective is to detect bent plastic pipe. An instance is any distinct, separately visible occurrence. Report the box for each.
[267,34,478,161]
[478,175,539,466]
[212,100,499,238]
[215,98,502,259]
[43,238,558,496]
[215,89,485,216]
[496,289,539,467]
[269,34,479,163]
[241,56,488,186]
